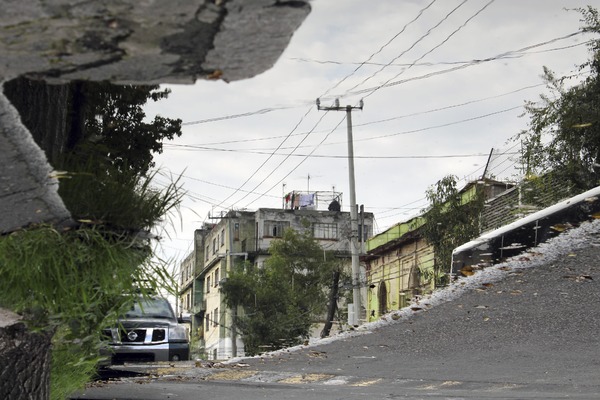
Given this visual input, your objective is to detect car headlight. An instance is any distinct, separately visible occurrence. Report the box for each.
[170,325,188,342]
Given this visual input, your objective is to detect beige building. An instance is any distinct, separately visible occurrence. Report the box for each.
[363,179,515,321]
[179,191,374,360]
[363,217,435,322]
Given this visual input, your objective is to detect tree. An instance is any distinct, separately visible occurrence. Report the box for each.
[420,175,484,286]
[68,81,182,176]
[0,80,183,399]
[516,7,600,192]
[4,79,182,177]
[221,228,339,355]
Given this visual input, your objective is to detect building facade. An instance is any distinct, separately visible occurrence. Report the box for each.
[363,218,435,322]
[179,191,374,360]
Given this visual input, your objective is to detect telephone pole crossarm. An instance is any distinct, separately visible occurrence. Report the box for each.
[316,98,364,326]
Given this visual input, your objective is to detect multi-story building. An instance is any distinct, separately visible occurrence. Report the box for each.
[363,179,515,321]
[178,191,374,360]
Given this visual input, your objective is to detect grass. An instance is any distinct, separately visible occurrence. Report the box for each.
[0,169,183,399]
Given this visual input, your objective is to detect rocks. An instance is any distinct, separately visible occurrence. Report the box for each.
[0,0,310,84]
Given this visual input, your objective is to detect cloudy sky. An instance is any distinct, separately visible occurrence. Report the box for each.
[144,0,596,267]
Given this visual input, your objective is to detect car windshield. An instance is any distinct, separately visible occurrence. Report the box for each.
[123,298,175,320]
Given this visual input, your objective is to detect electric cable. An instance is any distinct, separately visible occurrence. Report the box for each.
[341,0,471,98]
[359,0,496,101]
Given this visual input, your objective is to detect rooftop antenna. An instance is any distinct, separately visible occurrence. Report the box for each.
[481,148,494,180]
[282,183,286,209]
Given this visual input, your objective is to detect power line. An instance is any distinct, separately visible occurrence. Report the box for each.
[220,1,442,211]
[342,0,471,97]
[320,0,438,98]
[359,0,496,100]
[164,83,544,150]
[178,33,585,128]
[213,106,316,211]
[242,114,347,209]
[289,40,590,68]
[344,31,583,98]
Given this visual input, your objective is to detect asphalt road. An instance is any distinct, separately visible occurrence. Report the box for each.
[73,222,600,400]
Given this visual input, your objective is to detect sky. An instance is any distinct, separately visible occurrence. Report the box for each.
[143,0,597,270]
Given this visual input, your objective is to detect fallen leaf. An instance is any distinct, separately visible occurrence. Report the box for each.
[48,170,72,179]
[550,223,572,232]
[510,290,522,295]
[206,69,223,80]
[572,122,592,128]
[483,316,490,322]
[411,307,423,312]
[481,282,494,288]
[460,266,475,277]
[563,275,593,282]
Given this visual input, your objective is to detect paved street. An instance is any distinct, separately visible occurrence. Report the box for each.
[73,221,600,399]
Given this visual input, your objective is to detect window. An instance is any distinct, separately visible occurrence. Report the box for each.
[358,224,372,242]
[264,220,290,238]
[213,308,219,327]
[214,268,219,287]
[206,276,211,293]
[205,314,209,331]
[313,223,338,239]
[234,223,240,241]
[205,246,209,261]
[212,238,217,254]
[220,229,225,246]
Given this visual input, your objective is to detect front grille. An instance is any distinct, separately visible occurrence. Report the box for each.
[101,329,113,340]
[119,329,146,343]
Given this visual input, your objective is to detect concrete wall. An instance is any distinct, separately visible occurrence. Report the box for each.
[366,237,434,322]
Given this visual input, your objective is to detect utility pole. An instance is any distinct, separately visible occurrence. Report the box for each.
[316,98,364,326]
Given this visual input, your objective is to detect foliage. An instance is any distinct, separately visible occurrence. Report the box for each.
[49,329,105,400]
[515,7,600,192]
[520,171,573,208]
[0,82,183,398]
[0,225,177,399]
[56,82,183,232]
[67,82,182,176]
[221,228,339,355]
[420,175,484,286]
[58,167,183,233]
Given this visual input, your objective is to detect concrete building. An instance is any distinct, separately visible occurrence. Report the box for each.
[178,191,374,360]
[363,217,435,322]
[363,179,516,322]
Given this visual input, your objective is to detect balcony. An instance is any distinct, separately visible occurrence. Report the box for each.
[191,300,207,315]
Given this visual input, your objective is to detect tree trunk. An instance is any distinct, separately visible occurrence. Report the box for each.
[320,269,340,338]
[0,308,52,400]
[3,77,73,165]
